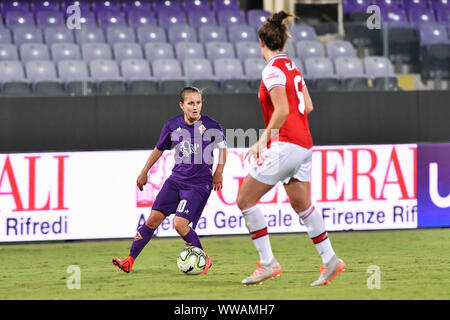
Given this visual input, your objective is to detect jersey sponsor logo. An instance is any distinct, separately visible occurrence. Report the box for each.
[179,141,200,157]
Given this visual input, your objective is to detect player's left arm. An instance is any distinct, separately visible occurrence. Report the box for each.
[303,85,314,115]
[212,146,227,191]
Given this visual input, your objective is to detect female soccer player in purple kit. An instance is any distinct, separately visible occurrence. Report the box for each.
[113,87,227,274]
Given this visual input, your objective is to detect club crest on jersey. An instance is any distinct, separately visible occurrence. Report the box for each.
[134,231,143,241]
[198,124,206,135]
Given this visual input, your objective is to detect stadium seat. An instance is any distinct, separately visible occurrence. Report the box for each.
[58,60,96,95]
[187,9,217,28]
[235,41,260,61]
[325,40,355,59]
[217,9,246,27]
[157,8,187,28]
[436,8,450,23]
[364,56,399,91]
[82,43,113,61]
[26,60,66,96]
[106,26,137,44]
[13,27,43,45]
[113,42,144,62]
[20,43,50,62]
[183,0,211,11]
[418,24,449,47]
[228,24,257,43]
[295,40,325,60]
[304,57,341,91]
[0,29,13,44]
[243,57,265,88]
[198,25,228,43]
[153,0,181,11]
[334,57,371,91]
[213,57,252,93]
[381,7,410,28]
[126,9,157,27]
[290,25,317,42]
[212,0,240,10]
[75,27,106,44]
[168,25,199,44]
[292,58,304,73]
[120,59,159,94]
[343,0,371,17]
[431,0,450,12]
[5,10,35,28]
[51,43,81,62]
[0,61,32,96]
[136,26,167,44]
[36,10,65,28]
[92,0,121,12]
[2,0,30,12]
[152,58,186,93]
[183,58,215,80]
[408,7,437,26]
[96,9,127,28]
[0,44,19,61]
[206,41,235,60]
[32,0,61,12]
[44,26,75,45]
[403,0,428,11]
[175,42,205,60]
[73,10,97,28]
[90,59,127,95]
[122,0,151,11]
[144,42,175,60]
[247,9,271,29]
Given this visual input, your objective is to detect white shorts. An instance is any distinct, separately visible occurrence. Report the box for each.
[249,142,312,186]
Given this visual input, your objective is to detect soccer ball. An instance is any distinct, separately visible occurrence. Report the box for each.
[177,246,207,275]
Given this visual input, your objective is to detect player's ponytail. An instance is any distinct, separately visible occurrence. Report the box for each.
[258,10,294,52]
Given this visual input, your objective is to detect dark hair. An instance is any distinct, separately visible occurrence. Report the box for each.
[258,11,294,52]
[179,86,202,103]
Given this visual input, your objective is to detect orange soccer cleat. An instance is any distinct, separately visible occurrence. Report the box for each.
[112,256,135,274]
[200,252,212,275]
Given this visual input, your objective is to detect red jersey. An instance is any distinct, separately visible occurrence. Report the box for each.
[258,53,313,149]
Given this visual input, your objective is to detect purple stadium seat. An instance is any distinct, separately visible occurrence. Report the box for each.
[168,25,198,43]
[0,61,26,82]
[25,60,58,81]
[363,56,396,78]
[214,57,245,80]
[126,9,157,27]
[75,26,106,43]
[408,7,437,25]
[235,41,260,61]
[120,59,152,81]
[217,9,246,27]
[187,9,217,28]
[343,0,371,15]
[92,0,121,12]
[205,41,235,60]
[20,43,50,62]
[153,0,181,11]
[144,42,174,60]
[198,25,227,43]
[13,27,43,45]
[304,57,336,79]
[32,0,61,12]
[183,0,211,11]
[122,0,151,11]
[74,10,97,28]
[290,25,317,41]
[2,0,30,13]
[418,23,450,46]
[243,57,265,79]
[292,58,304,73]
[113,42,144,61]
[325,40,355,59]
[157,8,187,27]
[44,26,75,45]
[5,10,35,28]
[431,0,450,11]
[151,58,183,79]
[436,7,450,22]
[403,0,428,10]
[90,59,122,81]
[58,60,90,82]
[372,0,401,10]
[0,29,13,44]
[136,26,167,43]
[246,9,271,29]
[334,56,365,78]
[81,42,112,61]
[183,58,214,80]
[60,0,91,12]
[51,43,81,62]
[36,11,65,28]
[96,9,127,28]
[228,24,257,43]
[175,42,205,60]
[106,26,136,44]
[212,0,240,11]
[0,44,19,61]
[295,40,325,59]
[381,7,410,27]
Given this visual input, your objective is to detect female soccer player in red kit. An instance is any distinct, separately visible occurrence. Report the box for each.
[237,11,346,286]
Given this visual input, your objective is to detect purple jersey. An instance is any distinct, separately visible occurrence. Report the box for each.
[156,114,226,185]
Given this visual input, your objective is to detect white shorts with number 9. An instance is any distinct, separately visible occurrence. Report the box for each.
[249,142,312,186]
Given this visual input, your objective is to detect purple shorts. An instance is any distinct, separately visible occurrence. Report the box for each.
[151,177,211,229]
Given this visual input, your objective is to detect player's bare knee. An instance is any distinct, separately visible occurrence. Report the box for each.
[174,219,189,236]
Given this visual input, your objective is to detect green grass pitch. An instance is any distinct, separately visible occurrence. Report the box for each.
[0,228,449,300]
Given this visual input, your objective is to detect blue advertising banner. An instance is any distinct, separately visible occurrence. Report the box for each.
[417,143,450,227]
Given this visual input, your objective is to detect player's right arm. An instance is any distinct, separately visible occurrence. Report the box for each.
[137,147,164,191]
[137,122,172,191]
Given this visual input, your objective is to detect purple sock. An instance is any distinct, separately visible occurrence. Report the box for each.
[182,228,203,250]
[129,224,155,260]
